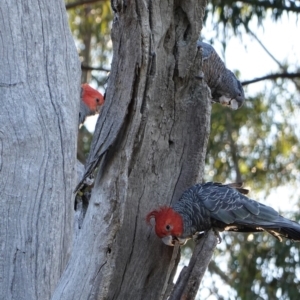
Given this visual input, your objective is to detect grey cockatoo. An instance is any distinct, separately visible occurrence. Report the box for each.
[147,182,300,246]
[197,41,245,110]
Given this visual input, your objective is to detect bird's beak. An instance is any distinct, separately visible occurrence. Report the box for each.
[96,105,102,114]
[161,236,174,246]
[161,236,187,246]
[229,99,239,110]
[235,96,245,108]
[218,96,243,110]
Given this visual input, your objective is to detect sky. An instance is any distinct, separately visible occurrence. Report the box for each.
[203,12,300,89]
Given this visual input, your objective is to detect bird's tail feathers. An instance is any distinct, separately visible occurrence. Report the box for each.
[263,219,300,242]
[275,224,300,241]
[226,216,300,242]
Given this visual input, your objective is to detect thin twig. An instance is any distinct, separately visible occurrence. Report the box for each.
[81,64,110,72]
[248,28,300,90]
[248,28,285,70]
[242,72,300,86]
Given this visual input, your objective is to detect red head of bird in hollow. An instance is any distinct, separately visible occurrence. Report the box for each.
[81,83,104,113]
[79,84,105,126]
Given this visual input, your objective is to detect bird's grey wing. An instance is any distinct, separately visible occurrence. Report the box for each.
[79,101,91,126]
[196,183,279,225]
[196,42,245,109]
[211,69,245,102]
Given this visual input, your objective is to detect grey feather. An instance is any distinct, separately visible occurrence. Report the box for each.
[173,182,300,241]
[197,41,245,110]
[79,101,94,127]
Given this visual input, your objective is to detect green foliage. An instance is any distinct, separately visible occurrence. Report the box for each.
[205,82,300,192]
[65,1,112,160]
[77,125,93,163]
[214,213,300,300]
[66,0,112,85]
[206,0,300,34]
[202,78,300,299]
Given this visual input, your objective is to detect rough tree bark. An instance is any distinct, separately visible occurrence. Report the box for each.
[1,0,212,299]
[0,1,80,299]
[169,230,218,300]
[53,0,211,299]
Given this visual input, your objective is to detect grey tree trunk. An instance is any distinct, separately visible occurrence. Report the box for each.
[0,1,80,299]
[53,0,211,299]
[1,0,211,299]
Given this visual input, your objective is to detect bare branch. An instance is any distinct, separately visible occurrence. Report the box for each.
[65,0,105,10]
[81,64,110,72]
[242,72,300,86]
[248,28,284,70]
[208,260,230,283]
[169,230,218,300]
[247,27,300,91]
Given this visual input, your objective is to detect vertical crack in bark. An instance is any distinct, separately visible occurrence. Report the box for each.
[10,248,18,294]
[160,243,180,300]
[123,64,145,177]
[91,262,107,291]
[171,146,185,204]
[169,230,218,300]
[112,185,146,300]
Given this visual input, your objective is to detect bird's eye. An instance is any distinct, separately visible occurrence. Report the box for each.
[96,98,100,103]
[165,225,171,231]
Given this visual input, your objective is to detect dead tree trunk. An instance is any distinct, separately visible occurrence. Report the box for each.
[53,0,210,299]
[0,1,80,299]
